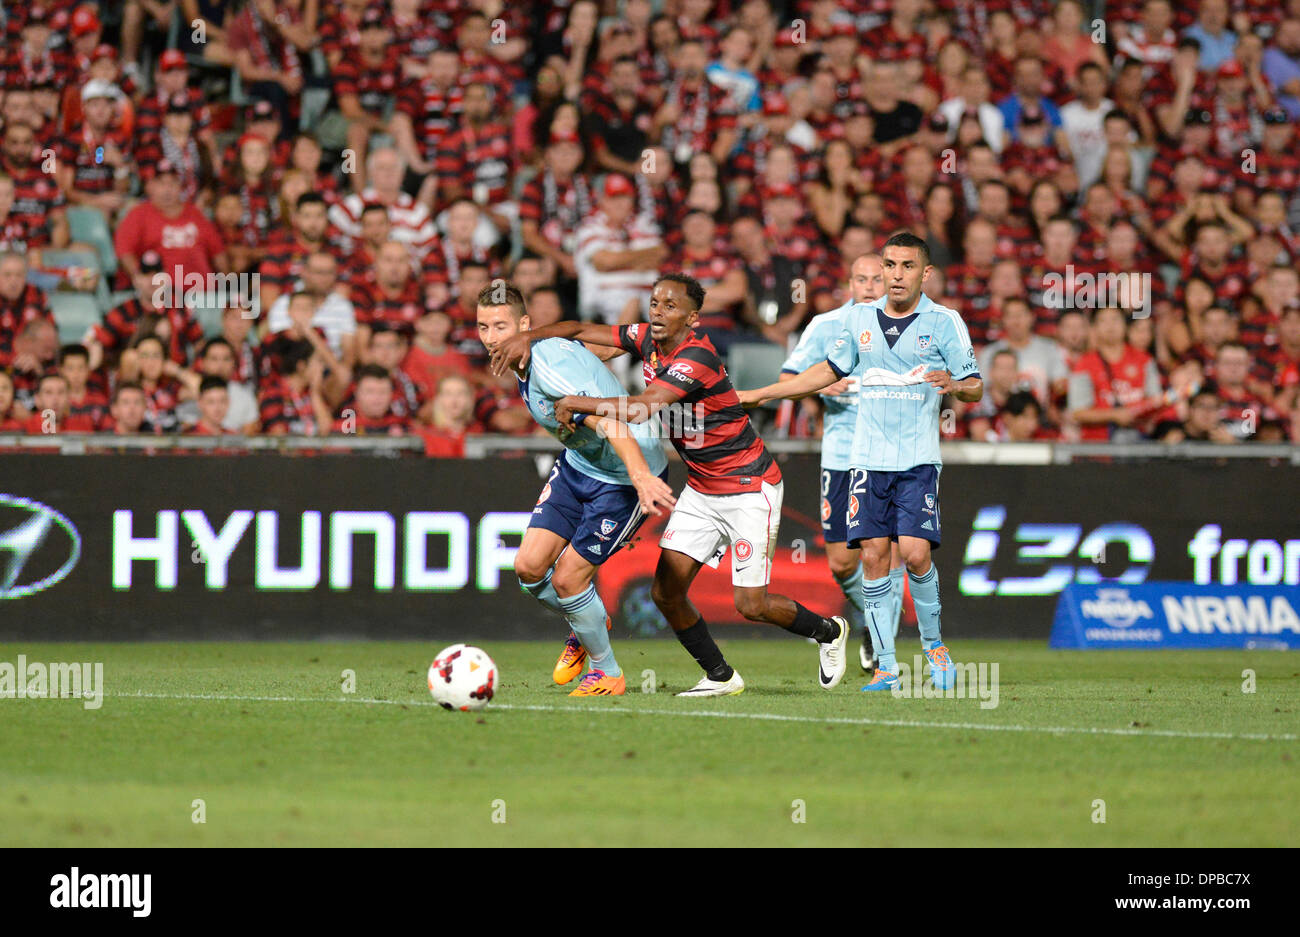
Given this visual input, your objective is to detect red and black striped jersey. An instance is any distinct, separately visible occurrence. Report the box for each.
[333,47,406,116]
[0,285,54,368]
[337,369,424,421]
[135,88,213,150]
[664,246,742,332]
[93,298,204,365]
[350,275,425,330]
[614,323,781,495]
[863,22,927,62]
[458,51,523,112]
[0,211,49,254]
[259,374,318,434]
[435,121,513,208]
[59,123,132,194]
[141,377,184,433]
[258,231,342,296]
[397,79,464,164]
[1,161,67,235]
[390,12,448,61]
[67,387,109,430]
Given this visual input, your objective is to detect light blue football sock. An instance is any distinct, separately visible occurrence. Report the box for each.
[557,584,620,678]
[908,563,943,646]
[834,563,865,632]
[888,566,906,639]
[519,569,565,618]
[862,575,896,675]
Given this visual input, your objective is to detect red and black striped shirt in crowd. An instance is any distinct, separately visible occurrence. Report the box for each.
[350,275,426,331]
[258,231,341,298]
[614,322,781,495]
[259,374,317,434]
[1,162,65,242]
[94,298,204,366]
[135,87,212,150]
[0,285,54,367]
[332,47,405,117]
[68,387,110,430]
[397,79,464,166]
[59,123,132,195]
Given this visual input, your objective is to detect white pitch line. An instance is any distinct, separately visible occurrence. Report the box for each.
[107,691,1298,743]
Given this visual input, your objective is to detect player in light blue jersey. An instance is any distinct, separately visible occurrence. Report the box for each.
[780,252,907,674]
[739,233,983,692]
[477,283,675,698]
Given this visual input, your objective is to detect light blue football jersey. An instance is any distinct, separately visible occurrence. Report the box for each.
[826,294,980,472]
[782,302,858,472]
[520,337,667,485]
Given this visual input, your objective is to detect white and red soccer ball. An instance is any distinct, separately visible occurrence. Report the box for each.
[427,644,498,712]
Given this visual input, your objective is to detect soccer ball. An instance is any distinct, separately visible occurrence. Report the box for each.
[427,644,498,711]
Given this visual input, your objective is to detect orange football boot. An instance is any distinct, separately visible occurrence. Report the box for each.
[568,670,626,697]
[553,632,587,685]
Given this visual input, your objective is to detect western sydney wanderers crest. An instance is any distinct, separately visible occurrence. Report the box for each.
[733,539,753,562]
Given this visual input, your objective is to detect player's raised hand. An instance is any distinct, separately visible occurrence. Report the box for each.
[489,334,532,376]
[923,370,956,394]
[631,471,677,517]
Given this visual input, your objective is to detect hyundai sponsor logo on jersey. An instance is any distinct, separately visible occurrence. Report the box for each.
[1051,582,1300,649]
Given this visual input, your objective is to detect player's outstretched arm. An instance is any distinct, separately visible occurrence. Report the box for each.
[591,415,677,517]
[738,360,840,407]
[489,322,623,376]
[555,383,678,428]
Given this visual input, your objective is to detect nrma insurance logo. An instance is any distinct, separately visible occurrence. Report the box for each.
[959,505,1154,597]
[1079,588,1155,628]
[0,495,81,599]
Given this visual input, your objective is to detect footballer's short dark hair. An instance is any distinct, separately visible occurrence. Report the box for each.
[653,273,706,312]
[881,231,932,267]
[198,375,228,395]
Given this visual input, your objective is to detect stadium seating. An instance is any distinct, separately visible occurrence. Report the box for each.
[49,293,101,345]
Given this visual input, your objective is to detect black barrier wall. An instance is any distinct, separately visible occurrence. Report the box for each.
[0,455,1296,640]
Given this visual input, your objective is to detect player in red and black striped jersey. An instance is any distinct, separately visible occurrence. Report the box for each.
[487,273,850,696]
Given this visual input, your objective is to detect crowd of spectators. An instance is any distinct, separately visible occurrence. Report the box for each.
[0,0,1298,453]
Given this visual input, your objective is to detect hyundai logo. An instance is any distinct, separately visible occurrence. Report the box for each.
[0,495,81,599]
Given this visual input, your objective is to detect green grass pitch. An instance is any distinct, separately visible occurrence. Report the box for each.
[2,639,1296,847]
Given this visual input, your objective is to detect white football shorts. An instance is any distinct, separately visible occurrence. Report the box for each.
[659,480,783,588]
